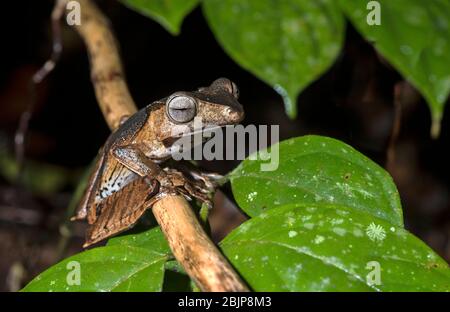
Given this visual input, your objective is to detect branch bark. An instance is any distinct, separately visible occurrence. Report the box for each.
[68,0,248,291]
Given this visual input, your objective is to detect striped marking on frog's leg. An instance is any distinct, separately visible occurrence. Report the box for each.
[84,177,160,247]
[95,160,137,202]
[86,158,137,225]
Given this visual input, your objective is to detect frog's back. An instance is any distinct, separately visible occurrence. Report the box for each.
[74,103,157,222]
[95,104,156,202]
[105,105,150,149]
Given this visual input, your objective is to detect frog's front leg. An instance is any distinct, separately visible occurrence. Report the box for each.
[111,144,162,178]
[168,160,224,190]
[111,143,180,196]
[185,170,221,210]
[163,168,214,209]
[189,170,223,190]
[111,144,213,208]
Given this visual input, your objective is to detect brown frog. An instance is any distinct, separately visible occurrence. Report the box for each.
[72,78,244,247]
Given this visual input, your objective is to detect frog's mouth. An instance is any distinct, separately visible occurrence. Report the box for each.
[162,125,223,148]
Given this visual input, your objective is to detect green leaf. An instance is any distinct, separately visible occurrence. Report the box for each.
[163,261,192,291]
[230,135,403,226]
[203,0,344,118]
[120,0,199,35]
[221,204,450,291]
[22,228,171,292]
[339,0,450,137]
[107,226,170,253]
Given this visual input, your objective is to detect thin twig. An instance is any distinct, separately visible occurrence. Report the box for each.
[69,0,248,291]
[14,0,66,183]
[386,82,404,171]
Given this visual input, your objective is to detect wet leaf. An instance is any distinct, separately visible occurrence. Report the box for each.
[339,0,450,137]
[107,226,170,253]
[230,135,403,226]
[221,204,450,291]
[120,0,199,35]
[203,0,344,118]
[22,227,171,292]
[162,262,192,292]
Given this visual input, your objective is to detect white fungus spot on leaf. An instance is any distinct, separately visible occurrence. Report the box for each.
[365,222,386,242]
[247,191,258,202]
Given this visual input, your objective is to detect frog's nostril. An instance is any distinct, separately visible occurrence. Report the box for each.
[225,107,236,117]
[225,107,244,122]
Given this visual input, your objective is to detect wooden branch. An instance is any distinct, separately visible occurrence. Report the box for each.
[73,0,137,130]
[69,0,248,291]
[153,197,248,291]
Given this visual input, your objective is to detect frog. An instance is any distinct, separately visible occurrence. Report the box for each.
[72,78,244,247]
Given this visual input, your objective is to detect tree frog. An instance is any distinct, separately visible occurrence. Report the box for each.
[72,78,244,247]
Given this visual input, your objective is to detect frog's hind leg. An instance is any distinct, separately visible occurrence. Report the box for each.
[71,150,106,221]
[84,177,160,247]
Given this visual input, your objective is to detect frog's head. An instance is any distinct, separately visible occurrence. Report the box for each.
[165,78,244,129]
[154,78,244,149]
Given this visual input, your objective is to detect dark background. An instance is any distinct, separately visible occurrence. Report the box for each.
[0,0,448,291]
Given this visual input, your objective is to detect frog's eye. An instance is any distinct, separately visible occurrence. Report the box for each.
[166,95,197,123]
